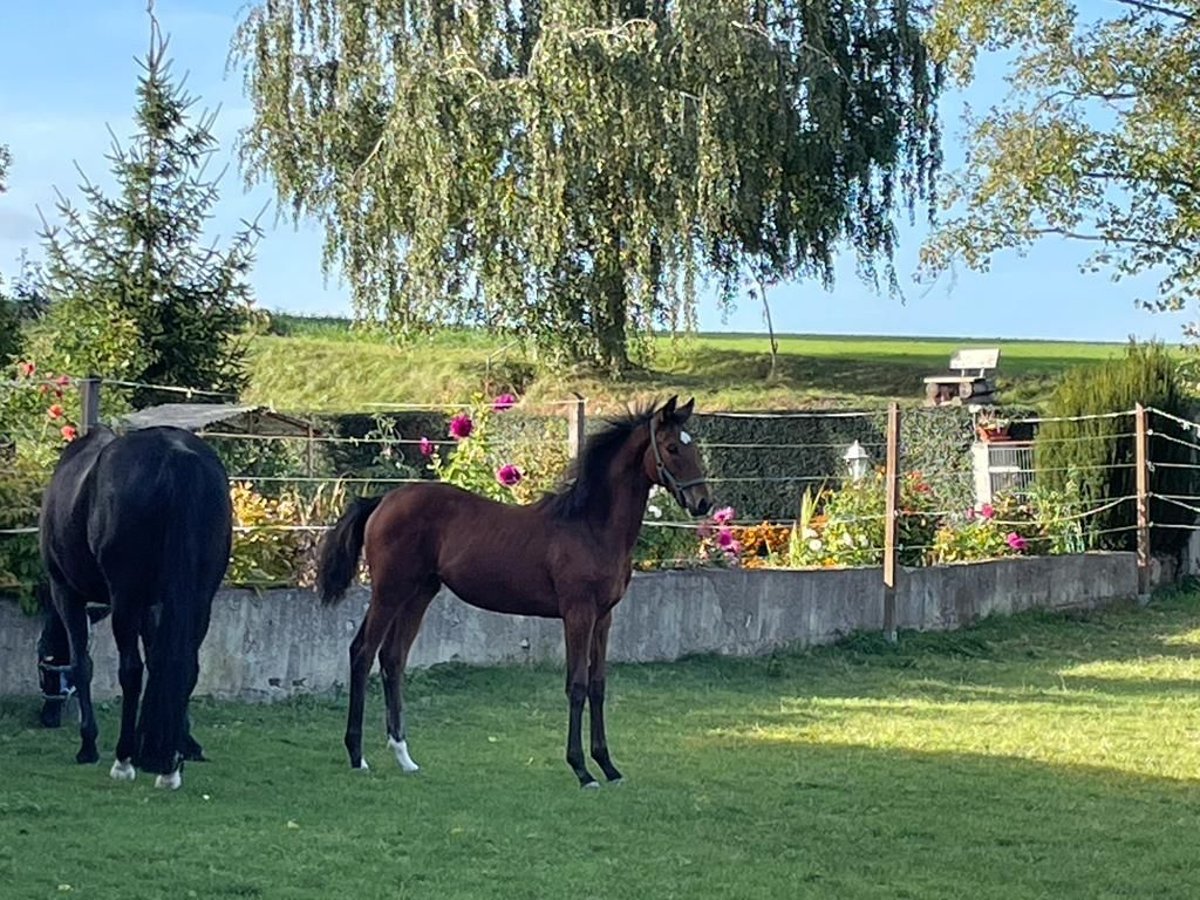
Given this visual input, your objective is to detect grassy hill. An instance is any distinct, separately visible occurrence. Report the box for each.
[242,314,1131,414]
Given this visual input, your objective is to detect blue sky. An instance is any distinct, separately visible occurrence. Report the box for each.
[0,1,1183,342]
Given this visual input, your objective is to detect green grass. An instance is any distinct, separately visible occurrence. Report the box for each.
[244,315,1133,413]
[5,588,1200,898]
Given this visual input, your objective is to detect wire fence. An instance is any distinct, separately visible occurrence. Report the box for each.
[2,377,1196,593]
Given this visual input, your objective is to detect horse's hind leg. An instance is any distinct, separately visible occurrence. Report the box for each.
[51,584,99,765]
[587,612,623,784]
[379,586,436,772]
[109,603,143,782]
[345,598,399,770]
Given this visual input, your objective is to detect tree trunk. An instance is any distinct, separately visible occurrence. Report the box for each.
[594,232,630,376]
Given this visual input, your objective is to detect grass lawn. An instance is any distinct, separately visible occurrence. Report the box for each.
[5,589,1200,899]
[243,319,1131,413]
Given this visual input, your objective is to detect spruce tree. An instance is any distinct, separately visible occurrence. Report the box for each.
[37,9,259,406]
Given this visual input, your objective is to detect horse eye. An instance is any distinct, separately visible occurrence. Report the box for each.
[667,443,679,454]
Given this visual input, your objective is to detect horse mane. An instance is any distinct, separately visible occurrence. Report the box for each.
[536,402,658,521]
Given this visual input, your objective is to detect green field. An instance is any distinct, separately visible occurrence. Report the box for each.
[243,315,1132,413]
[4,588,1200,898]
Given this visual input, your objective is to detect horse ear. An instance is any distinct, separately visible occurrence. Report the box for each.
[675,397,695,423]
[657,396,678,421]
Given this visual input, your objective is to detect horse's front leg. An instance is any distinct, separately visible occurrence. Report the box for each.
[588,611,622,784]
[563,607,598,788]
[52,585,99,764]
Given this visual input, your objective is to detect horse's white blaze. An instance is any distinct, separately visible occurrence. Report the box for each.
[680,431,692,445]
[109,759,136,782]
[388,737,420,772]
[154,770,182,791]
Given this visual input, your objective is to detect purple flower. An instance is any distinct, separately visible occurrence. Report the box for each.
[712,506,735,526]
[1005,532,1028,552]
[419,436,435,457]
[492,393,517,413]
[497,463,523,487]
[449,413,474,441]
[717,527,735,548]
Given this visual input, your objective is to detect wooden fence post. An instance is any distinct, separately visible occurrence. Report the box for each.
[1135,402,1151,603]
[883,402,901,643]
[79,375,101,437]
[567,395,586,459]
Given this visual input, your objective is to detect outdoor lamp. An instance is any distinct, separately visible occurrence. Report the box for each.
[843,439,871,481]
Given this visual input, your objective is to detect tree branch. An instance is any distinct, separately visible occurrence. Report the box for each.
[1110,0,1197,23]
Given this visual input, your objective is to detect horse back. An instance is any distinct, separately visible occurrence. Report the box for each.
[88,427,233,595]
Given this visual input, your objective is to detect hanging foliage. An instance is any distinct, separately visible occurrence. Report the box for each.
[233,0,942,372]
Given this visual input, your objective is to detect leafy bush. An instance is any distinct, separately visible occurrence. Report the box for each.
[788,469,940,568]
[0,361,80,610]
[227,481,349,588]
[1035,342,1195,554]
[930,484,1087,564]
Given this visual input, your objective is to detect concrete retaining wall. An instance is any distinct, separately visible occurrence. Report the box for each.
[0,552,1138,701]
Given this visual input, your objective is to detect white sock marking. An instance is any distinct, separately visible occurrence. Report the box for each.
[356,758,370,771]
[154,770,182,791]
[388,737,420,772]
[109,759,136,782]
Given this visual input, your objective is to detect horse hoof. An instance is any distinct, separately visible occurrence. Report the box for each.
[581,780,601,790]
[387,738,420,773]
[76,748,99,765]
[354,758,370,772]
[110,759,136,782]
[608,777,624,787]
[154,771,182,791]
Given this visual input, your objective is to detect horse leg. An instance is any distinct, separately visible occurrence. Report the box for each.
[588,612,623,784]
[52,584,99,764]
[379,588,435,773]
[345,598,398,770]
[563,607,598,788]
[109,603,142,782]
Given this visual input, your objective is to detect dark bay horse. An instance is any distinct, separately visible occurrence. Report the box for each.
[317,396,711,787]
[39,425,232,790]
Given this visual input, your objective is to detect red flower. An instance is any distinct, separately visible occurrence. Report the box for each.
[47,404,65,420]
[496,463,523,487]
[56,375,71,387]
[61,425,78,442]
[17,361,35,378]
[449,414,474,441]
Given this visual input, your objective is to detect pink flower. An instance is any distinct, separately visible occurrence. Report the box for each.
[419,436,434,457]
[492,393,517,413]
[1005,532,1028,552]
[712,506,735,525]
[717,527,735,548]
[980,504,995,520]
[497,463,523,487]
[55,375,71,387]
[47,404,65,420]
[966,507,977,522]
[61,425,78,442]
[697,523,713,540]
[17,361,35,378]
[449,414,474,441]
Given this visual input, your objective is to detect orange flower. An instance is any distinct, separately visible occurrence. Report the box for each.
[47,404,65,420]
[61,425,78,442]
[17,361,35,378]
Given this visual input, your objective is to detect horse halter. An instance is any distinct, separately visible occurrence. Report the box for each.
[648,415,708,506]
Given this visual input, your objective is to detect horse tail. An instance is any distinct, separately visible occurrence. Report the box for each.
[317,495,384,606]
[136,446,231,775]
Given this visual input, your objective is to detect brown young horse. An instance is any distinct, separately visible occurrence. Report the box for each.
[316,396,711,787]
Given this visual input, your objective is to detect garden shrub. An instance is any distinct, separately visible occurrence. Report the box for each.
[1035,342,1195,554]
